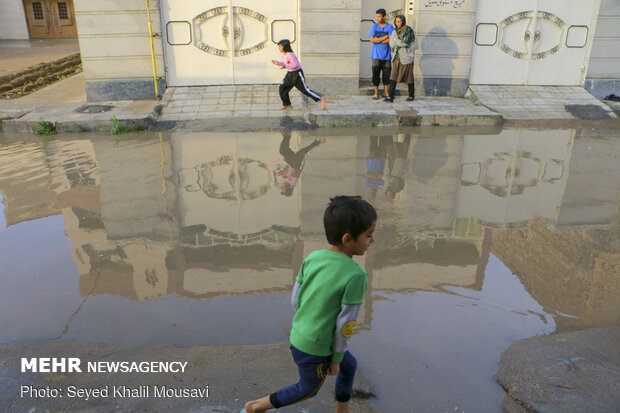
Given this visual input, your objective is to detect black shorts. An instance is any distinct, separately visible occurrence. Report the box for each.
[371,59,392,86]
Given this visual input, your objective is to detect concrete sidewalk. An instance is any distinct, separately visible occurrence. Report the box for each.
[0,78,502,134]
[0,73,161,134]
[469,85,618,126]
[1,74,620,135]
[159,85,502,130]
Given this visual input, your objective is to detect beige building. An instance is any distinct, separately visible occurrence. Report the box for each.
[1,0,618,100]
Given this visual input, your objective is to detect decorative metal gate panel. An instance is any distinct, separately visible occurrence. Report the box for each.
[161,0,298,86]
[470,0,598,85]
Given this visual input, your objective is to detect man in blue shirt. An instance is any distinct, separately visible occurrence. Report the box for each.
[369,9,394,100]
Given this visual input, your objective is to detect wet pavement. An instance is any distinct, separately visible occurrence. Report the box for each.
[0,127,619,412]
[158,85,502,129]
[469,85,617,121]
[0,80,503,134]
[497,327,620,412]
[4,72,620,134]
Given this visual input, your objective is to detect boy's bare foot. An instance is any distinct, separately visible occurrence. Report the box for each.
[243,396,273,413]
[280,105,292,110]
[243,401,258,413]
[320,97,326,110]
[336,400,351,413]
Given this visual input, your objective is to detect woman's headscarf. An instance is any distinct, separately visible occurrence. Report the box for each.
[394,14,414,45]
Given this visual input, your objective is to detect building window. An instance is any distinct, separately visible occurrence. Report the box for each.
[32,2,44,19]
[58,2,68,19]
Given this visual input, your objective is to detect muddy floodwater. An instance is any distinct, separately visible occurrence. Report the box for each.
[1,127,619,412]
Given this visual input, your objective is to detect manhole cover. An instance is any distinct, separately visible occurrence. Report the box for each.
[75,104,113,113]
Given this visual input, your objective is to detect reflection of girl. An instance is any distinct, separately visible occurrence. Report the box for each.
[272,39,326,110]
[385,15,415,102]
[274,132,325,196]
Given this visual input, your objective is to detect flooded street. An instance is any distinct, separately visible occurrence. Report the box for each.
[0,127,619,412]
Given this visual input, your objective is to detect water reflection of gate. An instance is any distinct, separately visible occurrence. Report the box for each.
[169,132,301,298]
[173,133,299,234]
[2,130,616,307]
[182,155,271,201]
[456,129,574,228]
[161,0,298,85]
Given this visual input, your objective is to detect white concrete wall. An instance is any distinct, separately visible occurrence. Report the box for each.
[74,0,165,100]
[585,0,620,97]
[0,0,29,39]
[70,0,618,98]
[411,0,478,96]
[74,0,165,80]
[300,0,362,93]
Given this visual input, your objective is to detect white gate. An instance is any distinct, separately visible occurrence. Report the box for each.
[359,0,406,79]
[470,0,598,85]
[161,1,298,86]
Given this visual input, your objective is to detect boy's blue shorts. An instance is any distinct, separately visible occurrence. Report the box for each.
[268,345,357,408]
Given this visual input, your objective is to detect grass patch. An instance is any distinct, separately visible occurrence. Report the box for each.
[110,116,144,135]
[0,54,82,99]
[36,119,56,135]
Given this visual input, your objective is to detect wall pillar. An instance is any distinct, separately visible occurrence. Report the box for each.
[299,0,362,94]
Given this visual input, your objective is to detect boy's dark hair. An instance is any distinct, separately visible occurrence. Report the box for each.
[324,196,377,245]
[278,39,293,53]
[376,8,387,16]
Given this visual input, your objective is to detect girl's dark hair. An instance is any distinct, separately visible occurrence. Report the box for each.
[278,39,293,53]
[395,14,406,27]
[324,196,377,245]
[376,8,387,16]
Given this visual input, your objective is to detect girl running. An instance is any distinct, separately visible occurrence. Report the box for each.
[272,39,326,110]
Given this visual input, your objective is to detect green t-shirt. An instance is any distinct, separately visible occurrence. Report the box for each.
[290,249,368,357]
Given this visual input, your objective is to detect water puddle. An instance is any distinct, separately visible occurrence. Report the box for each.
[1,127,618,412]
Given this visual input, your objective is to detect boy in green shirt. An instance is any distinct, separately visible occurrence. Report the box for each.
[242,195,377,413]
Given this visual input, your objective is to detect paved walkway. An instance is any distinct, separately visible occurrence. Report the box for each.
[0,74,160,134]
[2,74,620,134]
[469,85,617,121]
[160,85,502,129]
[0,39,79,77]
